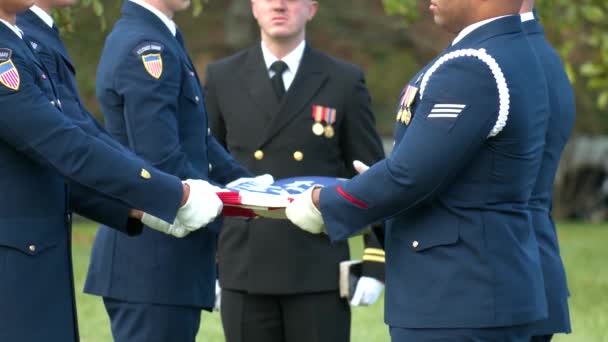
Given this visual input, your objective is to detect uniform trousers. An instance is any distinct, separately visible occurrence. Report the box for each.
[221,289,350,342]
[103,297,201,342]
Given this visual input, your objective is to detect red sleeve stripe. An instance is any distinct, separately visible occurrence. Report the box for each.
[336,186,368,209]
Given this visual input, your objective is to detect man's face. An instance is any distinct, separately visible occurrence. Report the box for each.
[429,0,474,34]
[251,0,318,41]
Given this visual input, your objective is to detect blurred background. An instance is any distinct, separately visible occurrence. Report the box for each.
[56,0,608,341]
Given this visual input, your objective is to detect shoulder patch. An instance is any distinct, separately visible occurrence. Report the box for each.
[142,53,163,79]
[0,48,13,62]
[0,59,20,91]
[132,41,165,56]
[133,41,165,79]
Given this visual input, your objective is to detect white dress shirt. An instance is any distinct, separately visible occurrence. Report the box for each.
[520,12,535,23]
[261,40,306,91]
[29,6,54,28]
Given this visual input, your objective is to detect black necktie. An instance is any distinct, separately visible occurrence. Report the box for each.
[270,61,288,100]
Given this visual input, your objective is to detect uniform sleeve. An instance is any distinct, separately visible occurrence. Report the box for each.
[72,96,147,234]
[114,47,202,180]
[86,105,133,150]
[340,67,386,279]
[360,224,385,281]
[70,183,143,236]
[27,38,156,232]
[0,52,183,223]
[204,65,253,185]
[319,56,502,241]
[339,68,385,175]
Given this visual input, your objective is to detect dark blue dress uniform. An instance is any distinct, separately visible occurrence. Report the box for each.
[83,2,250,341]
[0,21,186,342]
[523,13,574,339]
[17,8,150,234]
[316,16,550,340]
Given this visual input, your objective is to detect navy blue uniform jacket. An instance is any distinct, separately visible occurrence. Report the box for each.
[84,1,250,309]
[317,16,550,328]
[17,9,148,234]
[0,23,184,342]
[524,17,574,335]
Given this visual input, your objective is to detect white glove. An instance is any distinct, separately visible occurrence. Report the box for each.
[213,280,221,312]
[350,276,384,306]
[141,212,190,238]
[225,174,275,189]
[285,187,325,234]
[352,160,370,174]
[176,179,223,230]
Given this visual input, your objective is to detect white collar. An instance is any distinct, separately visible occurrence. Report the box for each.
[30,6,54,28]
[129,0,176,36]
[0,19,23,39]
[520,12,535,23]
[452,15,511,46]
[261,40,306,75]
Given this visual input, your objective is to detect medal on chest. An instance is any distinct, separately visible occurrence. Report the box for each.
[396,85,418,126]
[312,105,337,138]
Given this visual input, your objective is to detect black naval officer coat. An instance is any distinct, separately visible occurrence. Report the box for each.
[206,44,385,294]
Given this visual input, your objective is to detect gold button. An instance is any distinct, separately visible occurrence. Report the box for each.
[293,151,304,161]
[412,240,419,248]
[140,168,151,179]
[254,150,264,160]
[28,245,36,252]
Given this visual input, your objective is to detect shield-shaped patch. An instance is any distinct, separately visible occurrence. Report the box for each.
[0,60,20,91]
[142,53,163,79]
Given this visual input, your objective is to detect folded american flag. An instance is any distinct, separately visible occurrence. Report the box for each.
[218,176,344,218]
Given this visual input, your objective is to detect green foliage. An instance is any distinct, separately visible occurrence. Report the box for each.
[536,1,608,111]
[382,0,418,24]
[54,0,105,32]
[192,0,209,17]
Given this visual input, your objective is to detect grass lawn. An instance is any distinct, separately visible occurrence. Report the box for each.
[71,221,608,341]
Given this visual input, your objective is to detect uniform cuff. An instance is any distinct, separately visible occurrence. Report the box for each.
[361,247,385,282]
